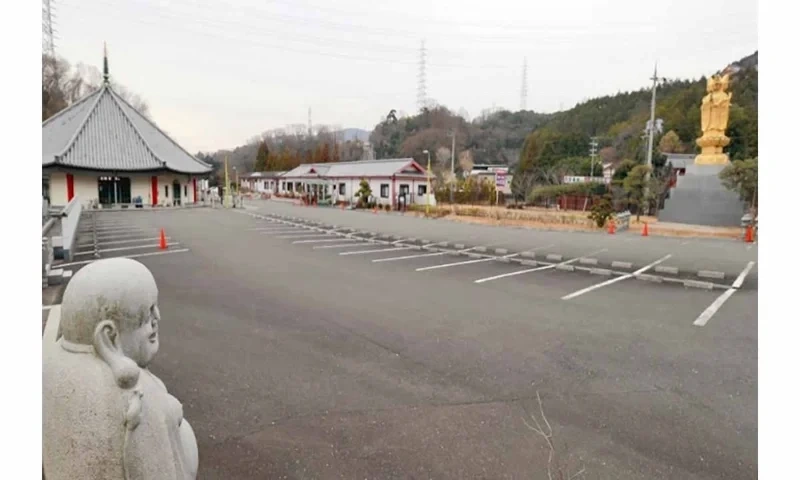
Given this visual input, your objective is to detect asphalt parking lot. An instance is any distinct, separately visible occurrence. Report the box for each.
[43,206,758,479]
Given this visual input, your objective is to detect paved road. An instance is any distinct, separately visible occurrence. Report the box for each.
[44,207,757,479]
[247,200,758,287]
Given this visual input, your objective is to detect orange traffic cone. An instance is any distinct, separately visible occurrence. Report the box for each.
[642,222,649,237]
[744,225,754,243]
[608,219,616,235]
[159,228,167,250]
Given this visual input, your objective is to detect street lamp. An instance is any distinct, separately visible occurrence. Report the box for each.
[422,149,432,216]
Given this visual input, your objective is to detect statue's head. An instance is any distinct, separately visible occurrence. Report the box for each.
[707,73,731,93]
[60,258,161,388]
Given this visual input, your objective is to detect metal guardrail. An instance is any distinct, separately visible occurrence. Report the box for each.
[615,211,632,232]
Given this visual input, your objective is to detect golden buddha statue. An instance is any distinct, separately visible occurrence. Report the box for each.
[695,73,733,165]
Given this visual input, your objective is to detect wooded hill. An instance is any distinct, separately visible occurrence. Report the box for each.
[202,51,756,189]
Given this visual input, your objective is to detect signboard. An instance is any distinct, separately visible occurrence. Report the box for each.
[495,169,508,187]
[562,175,610,185]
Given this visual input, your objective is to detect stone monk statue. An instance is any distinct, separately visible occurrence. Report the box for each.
[43,258,198,479]
[695,73,733,165]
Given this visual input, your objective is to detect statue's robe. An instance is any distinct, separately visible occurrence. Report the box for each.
[43,321,197,479]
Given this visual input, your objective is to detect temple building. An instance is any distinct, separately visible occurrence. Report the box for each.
[42,50,211,208]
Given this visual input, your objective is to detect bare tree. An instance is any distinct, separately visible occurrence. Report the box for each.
[458,150,474,174]
[42,55,152,120]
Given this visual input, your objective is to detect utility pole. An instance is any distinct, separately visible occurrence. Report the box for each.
[223,155,230,208]
[645,64,659,172]
[589,136,599,179]
[644,63,665,213]
[583,136,599,211]
[447,130,455,204]
[423,150,432,216]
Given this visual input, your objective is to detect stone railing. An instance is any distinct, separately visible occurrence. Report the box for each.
[42,236,54,288]
[53,196,82,261]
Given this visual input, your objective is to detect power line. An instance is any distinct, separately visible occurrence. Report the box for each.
[64,0,753,50]
[60,1,518,71]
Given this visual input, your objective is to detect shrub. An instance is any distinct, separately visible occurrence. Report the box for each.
[587,194,615,228]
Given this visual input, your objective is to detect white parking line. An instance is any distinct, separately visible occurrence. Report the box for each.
[416,254,497,271]
[58,248,191,268]
[561,254,672,300]
[373,245,479,263]
[339,246,413,256]
[294,238,357,244]
[693,261,756,327]
[75,242,181,256]
[94,230,157,238]
[473,248,607,284]
[78,237,166,248]
[259,229,310,235]
[313,242,370,249]
[417,244,553,272]
[87,228,154,235]
[276,234,332,239]
[42,304,60,311]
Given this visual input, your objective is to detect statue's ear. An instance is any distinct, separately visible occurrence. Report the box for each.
[93,320,140,390]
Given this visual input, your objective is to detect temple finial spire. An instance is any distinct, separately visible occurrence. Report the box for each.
[103,42,109,84]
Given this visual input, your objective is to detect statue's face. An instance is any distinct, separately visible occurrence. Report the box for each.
[118,303,160,368]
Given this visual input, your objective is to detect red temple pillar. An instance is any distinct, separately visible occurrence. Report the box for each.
[66,174,74,202]
[151,176,159,206]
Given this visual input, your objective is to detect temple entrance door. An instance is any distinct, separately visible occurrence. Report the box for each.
[172,181,181,206]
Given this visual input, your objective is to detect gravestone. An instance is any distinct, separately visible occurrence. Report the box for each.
[42,258,198,479]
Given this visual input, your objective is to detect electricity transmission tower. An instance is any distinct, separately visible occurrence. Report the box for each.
[520,57,528,111]
[42,0,57,57]
[417,40,427,111]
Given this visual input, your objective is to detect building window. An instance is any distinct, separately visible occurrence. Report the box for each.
[380,184,389,198]
[184,185,188,197]
[264,181,268,189]
[418,185,427,196]
[164,185,169,198]
[339,183,346,195]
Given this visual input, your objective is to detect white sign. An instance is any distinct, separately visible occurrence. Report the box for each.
[495,169,508,187]
[562,176,610,185]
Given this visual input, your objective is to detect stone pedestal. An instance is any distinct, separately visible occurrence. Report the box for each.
[658,163,745,227]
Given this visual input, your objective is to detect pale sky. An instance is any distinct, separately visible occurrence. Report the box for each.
[52,0,758,153]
